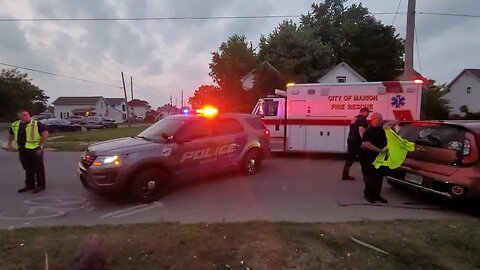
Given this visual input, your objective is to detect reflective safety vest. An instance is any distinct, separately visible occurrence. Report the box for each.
[372,128,415,169]
[11,120,41,149]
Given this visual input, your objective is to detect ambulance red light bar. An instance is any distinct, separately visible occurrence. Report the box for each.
[414,79,424,84]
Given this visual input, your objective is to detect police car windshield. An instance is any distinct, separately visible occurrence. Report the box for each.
[137,118,184,142]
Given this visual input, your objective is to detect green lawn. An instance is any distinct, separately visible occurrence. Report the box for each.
[1,219,479,270]
[46,126,148,151]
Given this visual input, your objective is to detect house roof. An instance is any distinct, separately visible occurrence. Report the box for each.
[105,98,125,106]
[316,62,367,82]
[396,69,428,82]
[128,99,149,107]
[448,69,480,87]
[157,104,179,112]
[52,96,104,106]
[241,61,281,90]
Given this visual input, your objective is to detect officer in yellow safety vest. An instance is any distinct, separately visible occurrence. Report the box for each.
[6,110,49,193]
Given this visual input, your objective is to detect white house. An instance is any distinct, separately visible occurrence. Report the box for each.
[316,62,367,83]
[241,61,281,91]
[128,99,150,119]
[445,69,480,115]
[105,98,127,123]
[52,96,109,119]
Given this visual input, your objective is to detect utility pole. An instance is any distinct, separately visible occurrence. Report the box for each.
[130,76,134,100]
[130,76,135,117]
[181,90,184,107]
[121,72,131,128]
[404,0,416,80]
[170,95,172,105]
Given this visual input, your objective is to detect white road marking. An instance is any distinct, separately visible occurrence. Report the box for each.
[99,202,163,219]
[0,206,66,220]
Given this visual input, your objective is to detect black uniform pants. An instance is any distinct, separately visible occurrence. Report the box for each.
[343,142,366,177]
[18,148,46,188]
[363,164,386,199]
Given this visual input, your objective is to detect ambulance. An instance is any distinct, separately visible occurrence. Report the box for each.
[252,80,423,153]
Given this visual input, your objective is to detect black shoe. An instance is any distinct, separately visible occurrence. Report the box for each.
[376,196,388,204]
[18,186,34,193]
[342,176,355,181]
[32,187,45,194]
[364,196,376,203]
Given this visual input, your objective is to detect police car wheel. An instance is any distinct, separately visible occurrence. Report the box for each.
[131,168,168,203]
[242,149,262,175]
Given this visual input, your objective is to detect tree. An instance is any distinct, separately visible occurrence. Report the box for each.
[0,69,49,121]
[421,82,451,120]
[258,20,332,83]
[457,105,480,120]
[209,35,259,112]
[188,85,228,111]
[301,0,404,81]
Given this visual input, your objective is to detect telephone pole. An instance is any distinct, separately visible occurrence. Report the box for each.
[121,72,131,128]
[130,76,134,116]
[181,90,184,107]
[404,0,416,80]
[130,76,134,100]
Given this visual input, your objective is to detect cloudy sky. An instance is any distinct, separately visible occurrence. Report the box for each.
[0,0,478,108]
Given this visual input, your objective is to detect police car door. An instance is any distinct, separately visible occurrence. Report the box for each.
[174,118,219,177]
[210,117,247,170]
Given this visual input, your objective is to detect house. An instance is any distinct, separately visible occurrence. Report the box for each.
[241,61,281,91]
[396,69,428,83]
[52,96,109,119]
[105,98,127,123]
[128,99,150,119]
[445,69,480,115]
[315,62,367,83]
[157,104,179,118]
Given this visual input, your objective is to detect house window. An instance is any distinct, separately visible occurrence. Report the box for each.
[122,104,126,111]
[60,112,63,119]
[467,87,471,94]
[66,112,69,118]
[122,114,126,120]
[336,76,346,83]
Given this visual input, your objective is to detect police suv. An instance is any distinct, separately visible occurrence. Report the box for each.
[78,111,271,202]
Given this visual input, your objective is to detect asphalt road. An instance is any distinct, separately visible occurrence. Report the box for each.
[0,150,469,229]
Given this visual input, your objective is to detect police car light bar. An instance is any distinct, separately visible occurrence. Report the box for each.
[196,106,218,117]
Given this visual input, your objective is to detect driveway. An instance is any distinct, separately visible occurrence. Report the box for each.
[0,151,468,229]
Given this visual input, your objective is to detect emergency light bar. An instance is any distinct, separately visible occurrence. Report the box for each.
[196,106,218,117]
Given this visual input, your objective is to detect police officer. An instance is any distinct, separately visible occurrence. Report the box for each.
[6,110,49,193]
[342,107,371,180]
[361,112,388,203]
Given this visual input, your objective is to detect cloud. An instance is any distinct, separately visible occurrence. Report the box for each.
[0,0,477,108]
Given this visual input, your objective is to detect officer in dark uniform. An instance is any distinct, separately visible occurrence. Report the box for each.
[6,110,49,193]
[342,107,371,180]
[361,112,388,203]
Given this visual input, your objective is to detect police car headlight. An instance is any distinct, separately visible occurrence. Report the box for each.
[93,155,122,167]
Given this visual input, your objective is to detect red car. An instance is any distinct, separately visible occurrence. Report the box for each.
[386,121,480,201]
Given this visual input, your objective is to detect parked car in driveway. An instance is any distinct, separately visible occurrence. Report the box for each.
[386,121,480,201]
[67,115,86,125]
[103,118,118,128]
[40,118,82,133]
[85,116,118,130]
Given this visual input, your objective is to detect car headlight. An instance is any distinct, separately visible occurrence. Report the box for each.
[93,155,122,167]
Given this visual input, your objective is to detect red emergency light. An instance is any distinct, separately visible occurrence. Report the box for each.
[414,79,424,84]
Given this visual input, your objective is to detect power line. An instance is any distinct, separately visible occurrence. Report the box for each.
[0,15,302,22]
[392,0,403,25]
[0,62,121,88]
[418,12,480,18]
[0,12,478,23]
